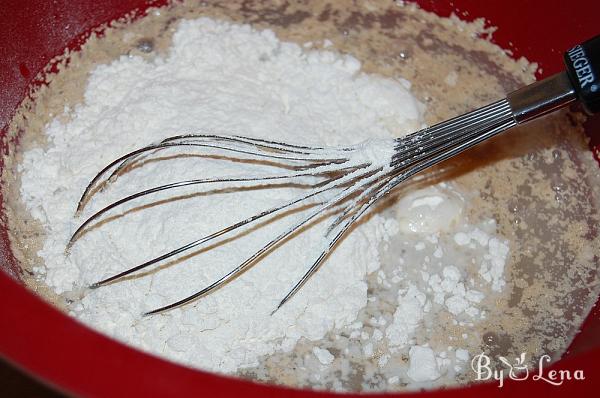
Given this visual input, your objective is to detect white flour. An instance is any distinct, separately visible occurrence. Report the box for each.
[19,17,509,387]
[19,18,423,372]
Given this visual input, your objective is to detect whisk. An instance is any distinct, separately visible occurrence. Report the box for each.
[68,35,600,316]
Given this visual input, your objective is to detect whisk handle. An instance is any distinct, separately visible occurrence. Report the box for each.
[564,34,600,114]
[507,35,600,123]
[507,72,576,123]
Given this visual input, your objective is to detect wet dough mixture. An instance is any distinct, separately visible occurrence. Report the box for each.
[3,0,600,392]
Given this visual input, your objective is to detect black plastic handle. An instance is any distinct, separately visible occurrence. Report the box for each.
[564,35,600,114]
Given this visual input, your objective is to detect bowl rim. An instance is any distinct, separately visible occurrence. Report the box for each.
[1,0,599,396]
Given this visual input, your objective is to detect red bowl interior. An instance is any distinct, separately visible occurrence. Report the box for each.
[1,1,600,396]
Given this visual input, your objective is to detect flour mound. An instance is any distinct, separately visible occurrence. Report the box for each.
[19,18,423,373]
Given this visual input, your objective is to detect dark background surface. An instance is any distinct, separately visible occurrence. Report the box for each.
[1,358,64,398]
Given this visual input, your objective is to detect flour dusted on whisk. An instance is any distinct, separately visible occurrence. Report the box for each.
[19,18,424,373]
[352,138,398,171]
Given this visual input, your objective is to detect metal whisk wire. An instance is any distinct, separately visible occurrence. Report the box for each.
[68,68,588,315]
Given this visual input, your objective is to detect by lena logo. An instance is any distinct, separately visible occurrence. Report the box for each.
[471,352,585,388]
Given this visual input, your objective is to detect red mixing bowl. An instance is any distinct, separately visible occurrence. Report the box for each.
[1,1,599,397]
